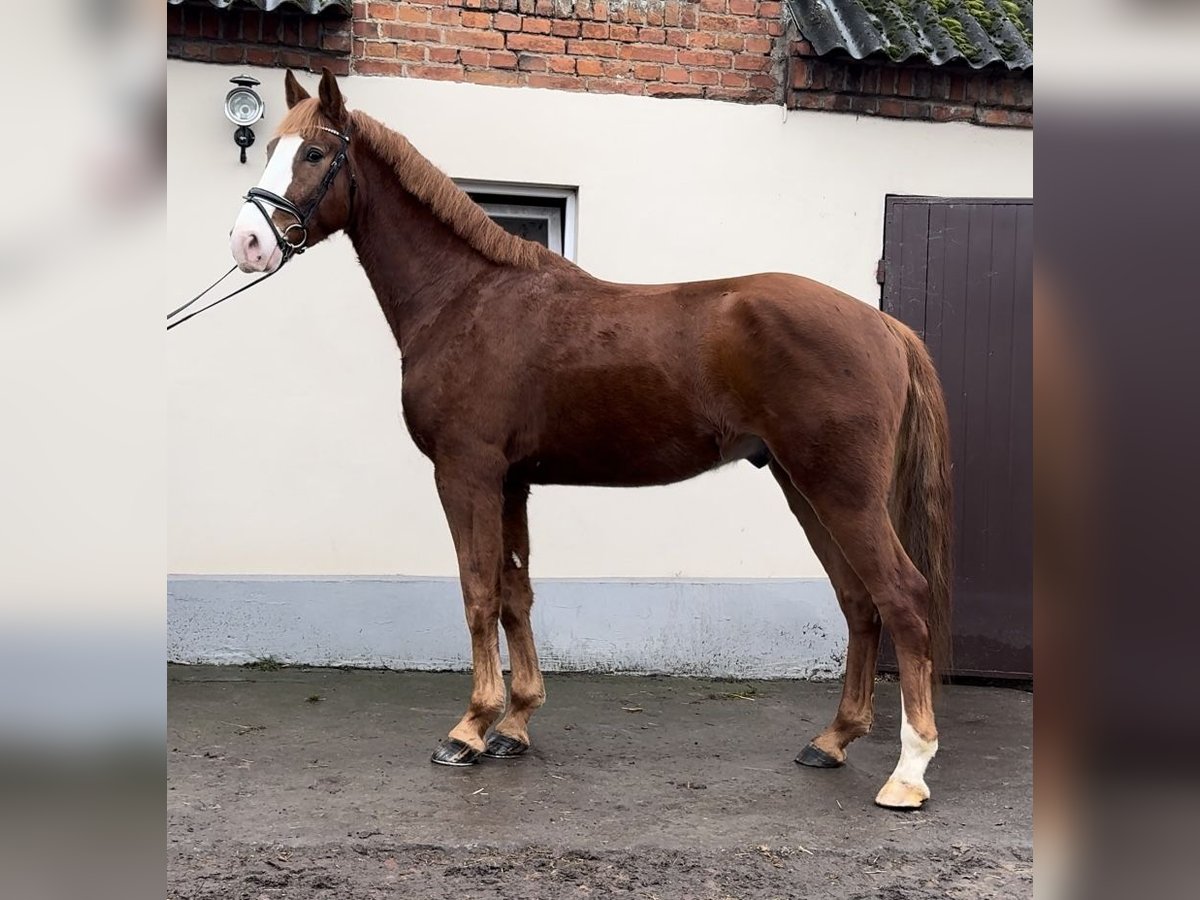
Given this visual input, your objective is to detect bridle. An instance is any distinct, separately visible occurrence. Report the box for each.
[167,124,355,331]
[244,124,355,264]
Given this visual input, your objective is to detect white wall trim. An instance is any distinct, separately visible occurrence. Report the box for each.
[168,576,847,679]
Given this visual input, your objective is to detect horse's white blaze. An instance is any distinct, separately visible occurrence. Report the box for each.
[230,135,303,273]
[887,692,938,790]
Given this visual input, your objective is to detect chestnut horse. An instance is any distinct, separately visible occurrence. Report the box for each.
[227,70,953,809]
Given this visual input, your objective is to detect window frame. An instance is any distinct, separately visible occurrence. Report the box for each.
[455,180,578,262]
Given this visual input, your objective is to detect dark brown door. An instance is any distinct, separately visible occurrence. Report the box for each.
[881,196,1033,679]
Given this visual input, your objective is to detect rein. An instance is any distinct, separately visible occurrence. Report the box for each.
[167,124,354,332]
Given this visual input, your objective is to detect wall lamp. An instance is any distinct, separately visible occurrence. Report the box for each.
[225,75,264,163]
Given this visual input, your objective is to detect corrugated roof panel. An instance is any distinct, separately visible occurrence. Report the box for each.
[787,0,1033,71]
[167,0,352,13]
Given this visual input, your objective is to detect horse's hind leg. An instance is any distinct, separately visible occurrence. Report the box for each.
[769,460,881,768]
[817,500,938,809]
[484,483,546,758]
[768,446,938,809]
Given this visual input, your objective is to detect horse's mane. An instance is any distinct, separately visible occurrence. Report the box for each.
[277,101,544,269]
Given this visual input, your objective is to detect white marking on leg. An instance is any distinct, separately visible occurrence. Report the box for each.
[888,691,938,790]
[510,552,522,569]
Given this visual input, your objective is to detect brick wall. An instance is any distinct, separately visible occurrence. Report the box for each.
[168,0,785,102]
[788,40,1032,128]
[166,0,1031,125]
[167,1,354,75]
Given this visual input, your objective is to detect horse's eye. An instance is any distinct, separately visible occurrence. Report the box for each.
[305,147,324,163]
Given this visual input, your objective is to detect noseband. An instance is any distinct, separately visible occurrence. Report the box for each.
[244,124,356,262]
[167,123,355,331]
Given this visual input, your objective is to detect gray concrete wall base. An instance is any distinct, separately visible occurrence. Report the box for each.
[168,577,847,679]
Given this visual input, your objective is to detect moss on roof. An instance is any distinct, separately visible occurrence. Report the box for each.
[788,0,1033,70]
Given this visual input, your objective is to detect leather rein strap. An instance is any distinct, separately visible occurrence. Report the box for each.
[167,124,354,332]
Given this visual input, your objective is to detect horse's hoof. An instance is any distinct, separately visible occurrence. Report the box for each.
[795,743,844,768]
[483,733,530,759]
[430,738,481,767]
[874,778,930,810]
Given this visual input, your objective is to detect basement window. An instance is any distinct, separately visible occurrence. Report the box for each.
[457,181,577,261]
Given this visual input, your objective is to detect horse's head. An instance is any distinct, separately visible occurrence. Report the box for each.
[230,69,354,273]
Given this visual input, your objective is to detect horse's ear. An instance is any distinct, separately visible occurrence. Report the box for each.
[284,69,309,109]
[318,68,348,128]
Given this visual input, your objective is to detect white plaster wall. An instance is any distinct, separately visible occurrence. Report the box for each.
[168,61,1031,579]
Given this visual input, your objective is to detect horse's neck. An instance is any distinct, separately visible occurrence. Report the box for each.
[345,146,494,354]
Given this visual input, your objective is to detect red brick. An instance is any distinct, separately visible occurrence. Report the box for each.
[639,27,666,44]
[462,11,492,27]
[246,47,279,66]
[734,16,767,33]
[396,43,427,61]
[353,20,380,37]
[666,29,688,47]
[429,9,463,25]
[716,33,744,51]
[527,73,579,90]
[633,62,662,80]
[518,53,548,71]
[428,45,460,62]
[688,68,719,85]
[699,13,739,30]
[178,42,211,61]
[647,83,704,97]
[522,18,552,34]
[489,49,519,67]
[381,23,440,41]
[581,22,609,39]
[365,41,396,57]
[621,44,677,63]
[494,12,521,30]
[548,55,577,73]
[395,6,432,23]
[759,0,781,14]
[687,31,715,49]
[507,32,565,52]
[368,1,397,19]
[749,73,775,91]
[458,47,491,66]
[744,35,771,53]
[406,64,466,81]
[552,21,581,37]
[356,58,404,75]
[663,1,683,26]
[610,24,637,42]
[212,45,245,63]
[321,32,352,52]
[662,65,689,83]
[593,1,609,19]
[576,57,605,76]
[734,54,770,71]
[567,39,621,58]
[448,28,508,48]
[728,0,756,14]
[699,0,725,11]
[585,78,645,95]
[930,102,971,122]
[677,49,731,67]
[720,70,748,87]
[464,69,521,86]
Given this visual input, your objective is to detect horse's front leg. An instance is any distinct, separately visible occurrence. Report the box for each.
[430,461,506,767]
[484,483,545,758]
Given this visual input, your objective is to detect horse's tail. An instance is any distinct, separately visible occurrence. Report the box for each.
[886,317,954,688]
